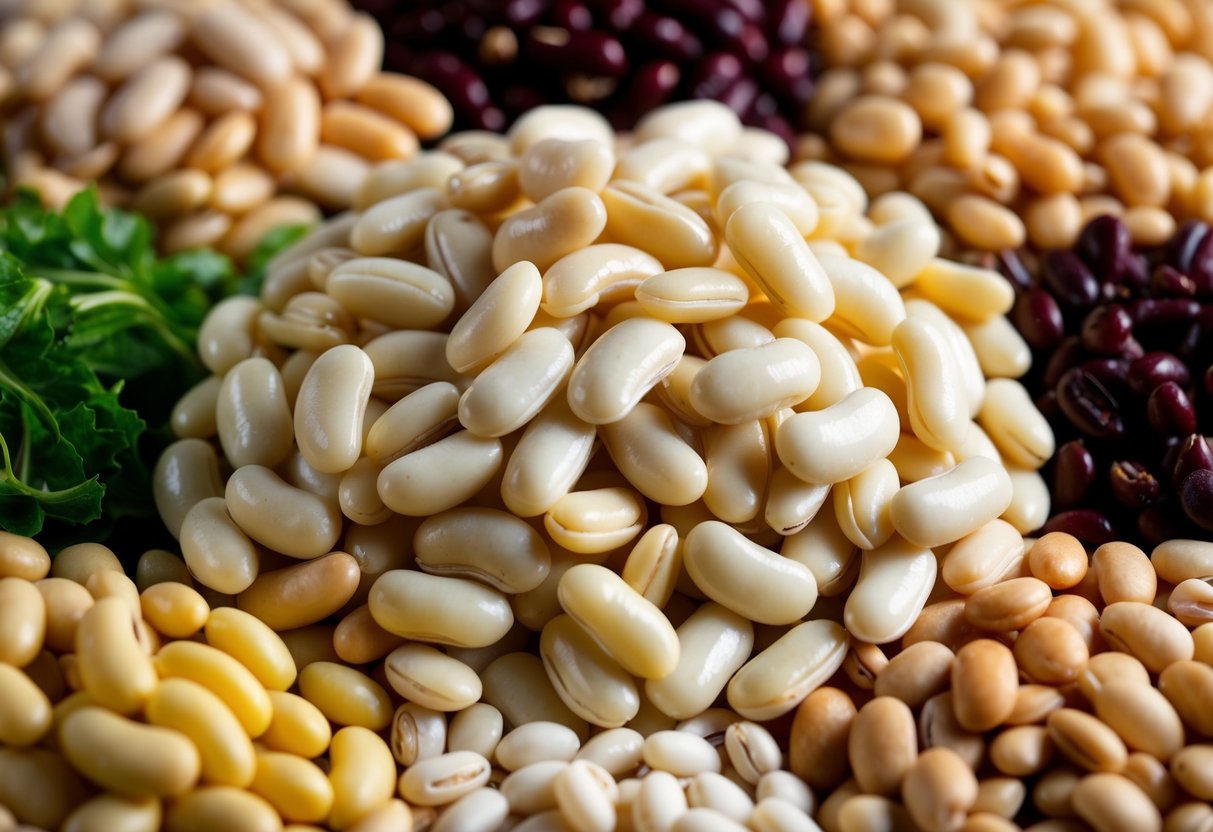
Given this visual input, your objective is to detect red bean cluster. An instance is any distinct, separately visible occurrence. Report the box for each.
[992,216,1213,546]
[352,0,815,142]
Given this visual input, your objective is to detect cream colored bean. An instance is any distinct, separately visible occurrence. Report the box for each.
[502,394,597,517]
[369,569,512,648]
[493,187,608,273]
[833,458,898,550]
[780,508,859,595]
[600,403,707,507]
[431,788,509,832]
[775,387,901,485]
[818,253,909,346]
[35,578,91,653]
[558,563,679,680]
[518,138,615,202]
[690,339,820,425]
[1151,539,1213,584]
[508,105,614,155]
[365,381,460,464]
[188,69,261,119]
[892,317,968,452]
[377,430,503,516]
[459,328,574,438]
[725,202,838,320]
[294,344,373,474]
[381,644,479,712]
[978,380,1055,469]
[542,244,664,319]
[446,260,542,373]
[601,182,718,270]
[891,457,1013,549]
[728,620,850,722]
[0,575,44,668]
[635,267,748,324]
[494,722,580,772]
[576,727,645,777]
[772,319,863,411]
[615,138,709,195]
[196,295,259,377]
[914,260,1015,323]
[642,731,720,777]
[683,521,817,625]
[223,465,340,560]
[540,615,639,729]
[634,100,741,156]
[0,533,50,582]
[363,330,465,400]
[715,180,818,237]
[701,419,769,525]
[60,793,162,832]
[1100,602,1194,673]
[844,537,936,644]
[328,726,397,830]
[634,769,690,831]
[501,760,569,815]
[414,507,549,593]
[350,188,445,256]
[191,1,292,88]
[554,759,618,832]
[567,317,685,424]
[327,258,454,331]
[723,721,781,785]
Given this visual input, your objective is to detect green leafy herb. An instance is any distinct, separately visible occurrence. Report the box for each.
[0,188,259,548]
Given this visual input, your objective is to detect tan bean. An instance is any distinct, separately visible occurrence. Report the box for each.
[848,696,918,797]
[1028,532,1088,590]
[356,73,453,140]
[1071,773,1162,832]
[1092,681,1185,763]
[321,101,418,162]
[1047,709,1128,773]
[1170,746,1213,801]
[965,577,1052,632]
[902,747,978,832]
[831,96,923,163]
[237,552,360,631]
[952,639,1018,733]
[191,1,292,88]
[1158,661,1213,736]
[1100,602,1195,673]
[1015,617,1090,687]
[1092,542,1157,605]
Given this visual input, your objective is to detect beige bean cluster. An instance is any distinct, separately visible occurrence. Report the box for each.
[158,99,1060,734]
[804,0,1213,251]
[0,0,451,258]
[792,530,1213,832]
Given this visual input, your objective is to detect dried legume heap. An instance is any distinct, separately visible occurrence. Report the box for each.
[0,0,451,258]
[2,98,1213,832]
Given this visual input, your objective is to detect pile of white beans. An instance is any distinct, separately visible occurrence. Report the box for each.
[0,0,452,258]
[135,100,1060,829]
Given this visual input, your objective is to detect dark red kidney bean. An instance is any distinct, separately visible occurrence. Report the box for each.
[649,0,747,43]
[1173,433,1213,488]
[1188,230,1213,296]
[1043,251,1101,308]
[721,0,767,23]
[1128,297,1202,327]
[716,75,760,117]
[1013,288,1066,351]
[1180,469,1213,531]
[552,0,593,29]
[1147,382,1198,437]
[524,27,629,77]
[1109,460,1161,509]
[1051,440,1097,508]
[406,51,503,130]
[1166,221,1211,274]
[1080,359,1130,392]
[1080,304,1142,359]
[505,0,552,27]
[1075,215,1132,284]
[1056,367,1126,441]
[590,0,645,30]
[630,12,704,62]
[1128,352,1191,395]
[1138,500,1189,546]
[1204,366,1213,399]
[1041,510,1117,546]
[997,250,1034,293]
[614,61,681,127]
[502,84,550,118]
[1042,336,1083,390]
[1151,265,1197,298]
[761,47,814,107]
[769,0,811,45]
[1119,254,1151,292]
[731,23,770,64]
[688,52,745,100]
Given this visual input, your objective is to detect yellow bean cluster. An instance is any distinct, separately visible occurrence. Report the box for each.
[0,0,451,259]
[803,0,1213,251]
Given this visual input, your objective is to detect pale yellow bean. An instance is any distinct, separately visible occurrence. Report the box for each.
[458,327,574,438]
[645,603,753,721]
[369,568,513,648]
[294,344,374,474]
[225,465,342,560]
[0,663,51,747]
[154,641,273,738]
[146,678,256,788]
[250,751,333,824]
[690,339,821,425]
[601,181,718,269]
[501,394,597,517]
[726,202,835,322]
[775,387,901,485]
[377,430,503,516]
[600,403,708,507]
[728,620,850,721]
[844,537,936,644]
[384,644,481,712]
[493,187,609,273]
[179,497,260,595]
[261,691,331,759]
[566,317,685,424]
[204,607,297,692]
[891,458,1014,549]
[60,706,200,798]
[544,487,647,555]
[893,317,969,452]
[75,597,156,715]
[540,615,640,729]
[350,188,445,256]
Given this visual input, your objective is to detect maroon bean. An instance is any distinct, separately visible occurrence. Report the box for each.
[1012,288,1066,351]
[716,74,761,116]
[1080,304,1142,358]
[1128,352,1191,394]
[524,27,629,76]
[1043,251,1101,308]
[1204,366,1213,399]
[769,0,811,45]
[591,0,645,30]
[1128,298,1202,327]
[998,250,1035,293]
[1076,215,1132,284]
[688,52,745,100]
[616,60,681,124]
[631,12,704,62]
[1052,440,1097,508]
[408,51,505,131]
[505,0,551,27]
[1188,228,1213,296]
[1151,265,1197,298]
[1138,500,1188,546]
[721,0,767,23]
[1166,221,1211,274]
[1172,433,1213,488]
[1080,358,1130,391]
[731,23,770,64]
[1056,367,1126,441]
[552,0,593,29]
[1109,460,1161,509]
[1147,382,1197,436]
[1043,336,1084,390]
[1041,509,1117,546]
[650,0,747,43]
[761,48,815,107]
[1180,469,1213,531]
